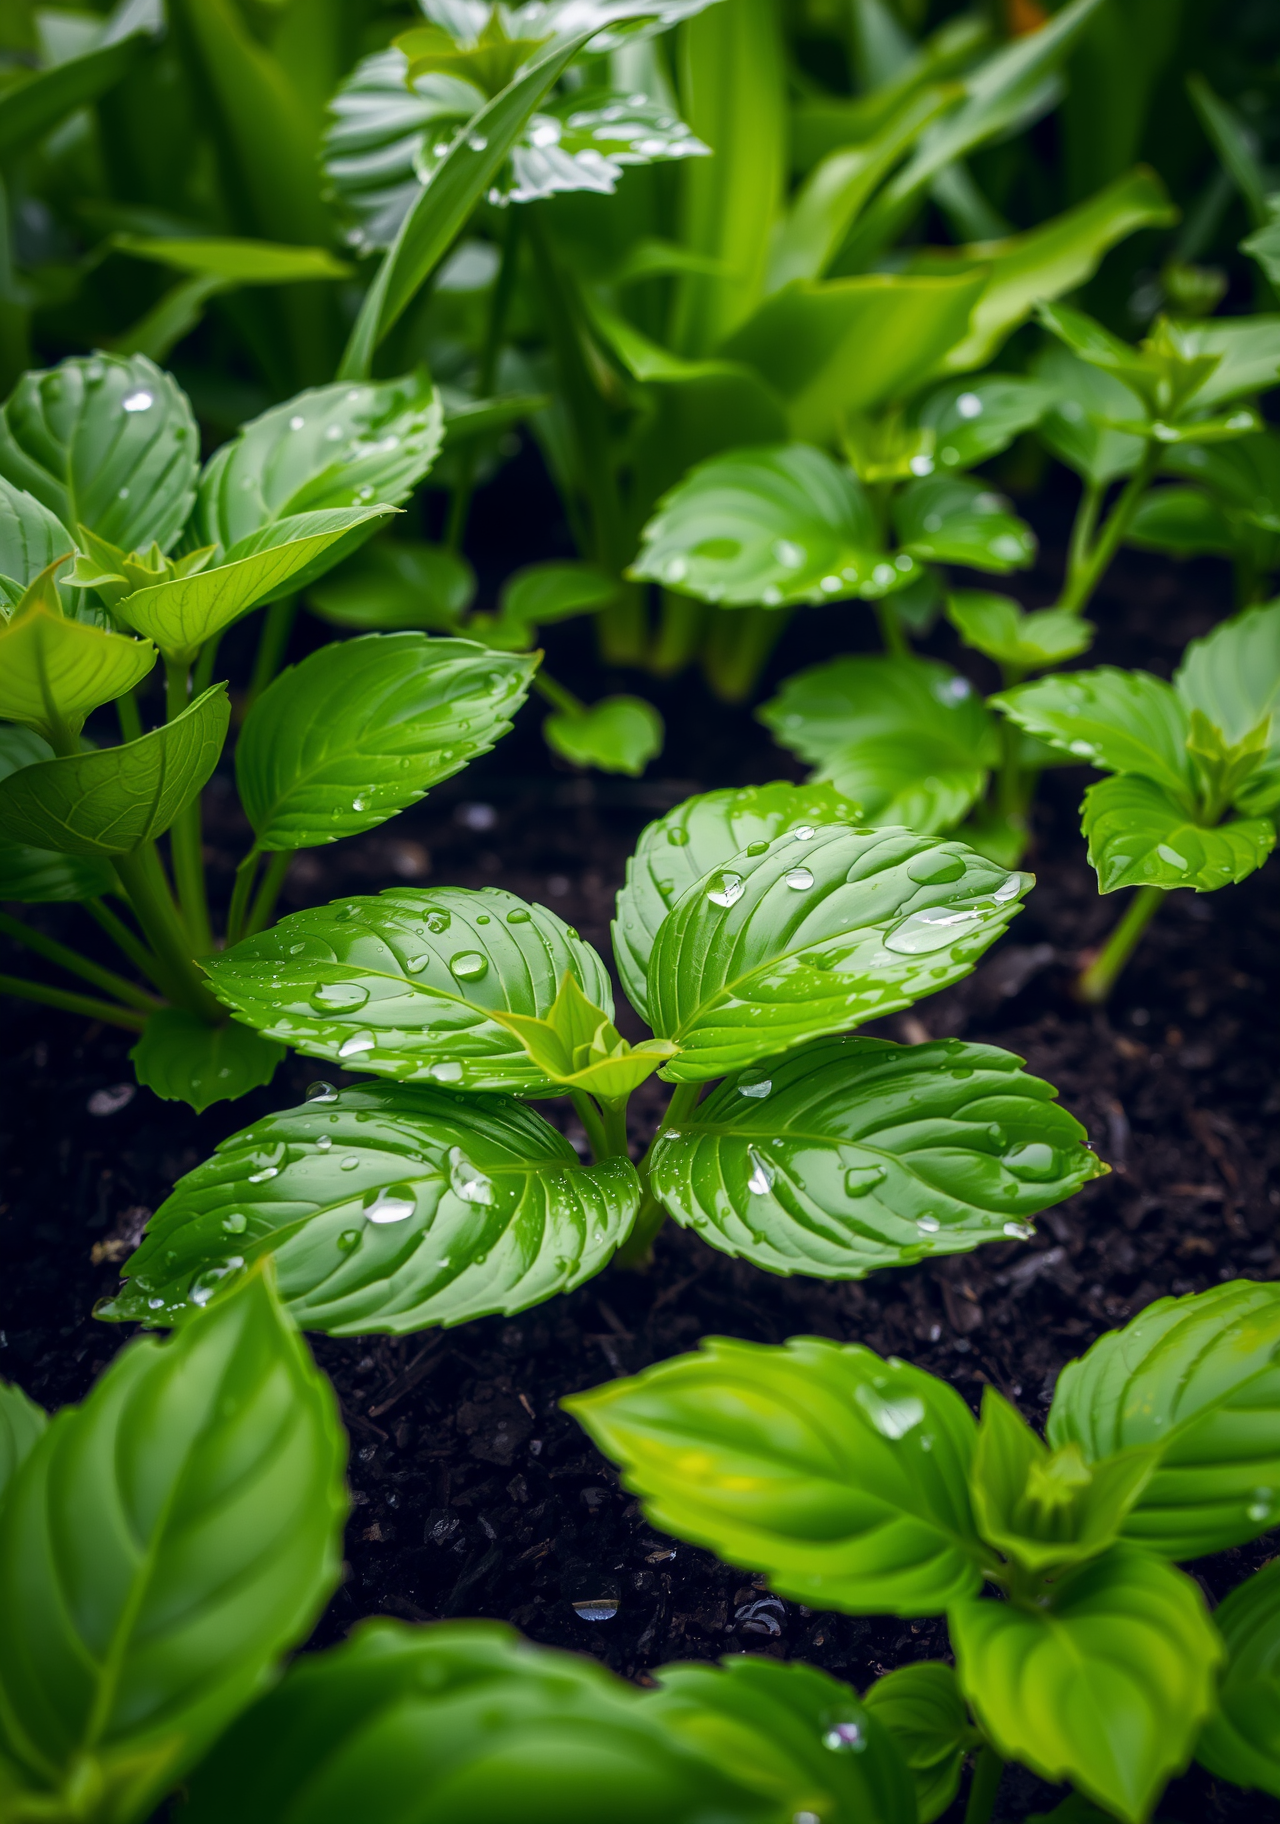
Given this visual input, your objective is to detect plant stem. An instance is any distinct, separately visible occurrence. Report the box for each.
[247,596,298,705]
[1076,884,1165,1005]
[533,671,586,717]
[614,1080,702,1269]
[962,1745,1004,1824]
[447,210,523,553]
[875,597,909,657]
[569,1089,609,1161]
[701,605,792,702]
[191,631,223,698]
[1066,477,1103,584]
[84,898,168,993]
[113,844,224,1022]
[243,848,294,939]
[226,846,261,947]
[651,590,708,676]
[116,689,144,743]
[0,909,160,1013]
[1057,443,1160,616]
[600,1098,629,1158]
[0,971,149,1032]
[164,658,213,956]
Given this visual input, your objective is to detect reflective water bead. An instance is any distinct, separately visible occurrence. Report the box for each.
[666,825,689,845]
[339,1155,360,1169]
[855,1384,924,1439]
[449,1146,494,1204]
[1002,1142,1059,1181]
[746,1147,775,1195]
[917,1214,941,1233]
[312,982,369,1012]
[822,1721,867,1752]
[784,867,814,890]
[1003,1221,1035,1240]
[405,954,430,974]
[305,1081,338,1103]
[363,1184,416,1224]
[222,1212,248,1233]
[791,825,816,840]
[247,1165,278,1183]
[745,840,769,856]
[450,951,489,981]
[708,871,744,909]
[844,1164,886,1197]
[427,910,451,933]
[506,908,531,924]
[316,1135,332,1151]
[883,907,982,954]
[337,1229,361,1252]
[737,1075,771,1099]
[431,1061,463,1083]
[906,850,966,885]
[338,1031,376,1057]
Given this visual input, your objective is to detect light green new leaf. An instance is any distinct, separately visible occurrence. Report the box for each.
[492,971,676,1098]
[914,375,1054,472]
[894,475,1036,572]
[130,1009,286,1114]
[648,825,1029,1081]
[863,1662,978,1824]
[0,601,156,743]
[0,1380,44,1505]
[568,1334,986,1614]
[543,694,663,776]
[951,1549,1221,1824]
[1082,773,1275,893]
[1175,598,1280,816]
[651,1036,1104,1278]
[197,375,445,550]
[0,476,78,599]
[205,886,613,1095]
[307,539,476,633]
[948,592,1094,672]
[0,726,113,902]
[100,1086,640,1335]
[236,635,534,850]
[1047,1279,1280,1560]
[993,667,1195,799]
[0,353,198,553]
[1031,344,1147,486]
[113,234,352,285]
[613,782,862,1024]
[1197,1556,1280,1799]
[0,683,228,857]
[760,655,1000,834]
[1168,317,1280,411]
[0,1267,346,1824]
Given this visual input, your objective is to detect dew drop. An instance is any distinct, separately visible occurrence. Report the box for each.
[844,1164,887,1197]
[666,825,689,845]
[884,907,982,954]
[506,908,531,924]
[708,871,744,909]
[993,874,1026,903]
[1003,1221,1035,1240]
[855,1384,925,1439]
[306,1080,338,1103]
[1248,1488,1274,1523]
[317,1135,332,1151]
[148,1296,164,1309]
[572,1597,619,1621]
[745,839,769,856]
[746,1146,775,1195]
[1002,1142,1060,1181]
[363,1183,416,1224]
[289,942,306,954]
[785,867,814,890]
[449,1145,494,1204]
[339,1154,360,1170]
[338,1031,376,1057]
[906,851,966,885]
[122,390,153,412]
[467,131,488,150]
[311,982,369,1012]
[917,1214,941,1233]
[222,1212,247,1233]
[247,1165,278,1183]
[450,950,489,981]
[737,1074,772,1099]
[427,910,452,933]
[956,392,983,419]
[791,825,816,841]
[431,1061,463,1083]
[405,954,430,974]
[337,1229,361,1252]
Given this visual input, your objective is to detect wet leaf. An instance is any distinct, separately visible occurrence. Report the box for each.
[893,475,1036,572]
[130,1010,286,1113]
[1081,773,1274,893]
[863,1662,978,1824]
[993,667,1195,799]
[1197,1556,1280,1799]
[947,591,1094,671]
[0,597,155,742]
[543,694,663,776]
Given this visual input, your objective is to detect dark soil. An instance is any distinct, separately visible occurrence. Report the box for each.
[2,492,1278,1821]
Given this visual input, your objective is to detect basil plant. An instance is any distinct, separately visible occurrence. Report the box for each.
[98,782,1102,1335]
[572,1278,1280,1824]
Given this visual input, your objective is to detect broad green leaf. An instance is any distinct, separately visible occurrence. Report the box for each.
[1082,773,1275,893]
[1031,344,1147,486]
[181,1617,785,1824]
[0,1266,346,1823]
[1125,485,1236,557]
[760,655,1000,833]
[492,89,709,203]
[0,475,78,599]
[567,1334,987,1614]
[0,600,156,743]
[993,668,1194,799]
[196,375,445,551]
[893,474,1036,572]
[651,1035,1104,1277]
[0,1380,44,1505]
[863,1662,977,1824]
[475,560,617,648]
[0,683,228,857]
[1034,302,1210,417]
[543,694,663,776]
[630,444,916,608]
[0,726,113,901]
[1243,207,1280,287]
[1196,1556,1280,1798]
[1164,430,1280,532]
[0,28,146,160]
[0,353,198,553]
[648,825,1029,1081]
[130,1010,286,1114]
[913,375,1054,472]
[492,971,677,1099]
[720,272,988,445]
[1175,598,1280,816]
[236,635,534,850]
[948,592,1094,672]
[100,1085,640,1335]
[205,887,614,1094]
[613,782,862,1025]
[114,506,396,660]
[1047,1280,1280,1560]
[1170,317,1280,411]
[113,234,352,284]
[951,1548,1221,1824]
[307,539,476,633]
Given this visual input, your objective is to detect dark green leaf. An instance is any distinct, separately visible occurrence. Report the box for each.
[947,591,1094,671]
[0,28,146,161]
[951,1548,1221,1824]
[0,600,156,742]
[0,1379,44,1504]
[0,353,198,553]
[914,375,1054,472]
[1031,344,1146,486]
[1081,773,1274,892]
[1175,599,1280,816]
[101,1085,640,1335]
[0,475,78,597]
[1197,1556,1280,1799]
[566,1334,987,1614]
[485,560,617,646]
[0,726,114,901]
[130,1010,285,1113]
[1125,485,1237,557]
[1163,430,1280,532]
[543,694,663,776]
[0,683,228,856]
[1170,318,1280,410]
[894,475,1036,572]
[863,1662,978,1824]
[307,539,476,633]
[1242,207,1280,286]
[236,635,535,850]
[993,667,1195,798]
[0,1266,346,1821]
[1047,1280,1280,1560]
[651,1035,1105,1277]
[205,887,614,1094]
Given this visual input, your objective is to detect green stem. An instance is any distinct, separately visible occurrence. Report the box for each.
[446,211,523,554]
[1066,478,1103,584]
[875,597,909,657]
[247,596,298,705]
[701,605,792,703]
[651,589,708,676]
[962,1745,1004,1824]
[614,1080,702,1269]
[0,908,160,1014]
[1057,443,1160,616]
[0,971,148,1032]
[116,689,144,744]
[600,1098,629,1158]
[243,848,293,939]
[569,1089,609,1161]
[226,847,261,948]
[191,631,223,698]
[83,898,168,994]
[1076,884,1165,1005]
[113,844,224,1023]
[164,658,213,956]
[533,671,586,717]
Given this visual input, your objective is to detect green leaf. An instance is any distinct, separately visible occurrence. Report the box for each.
[1031,344,1147,486]
[205,886,614,1094]
[130,1010,286,1114]
[100,1084,640,1335]
[0,726,114,902]
[568,1333,986,1614]
[307,539,476,633]
[948,591,1095,672]
[1163,431,1280,533]
[0,1265,346,1822]
[1175,598,1280,816]
[631,444,916,608]
[1196,1556,1280,1799]
[236,635,534,851]
[760,655,1000,833]
[0,1379,44,1505]
[1125,485,1237,557]
[648,825,1029,1081]
[651,1035,1105,1278]
[1082,773,1275,893]
[950,1548,1222,1824]
[863,1662,978,1824]
[491,970,677,1098]
[0,475,80,599]
[0,682,228,857]
[913,375,1054,472]
[1169,317,1280,411]
[613,782,862,1025]
[1047,1279,1280,1561]
[543,694,664,776]
[0,599,156,744]
[0,27,146,161]
[0,353,198,554]
[196,375,445,551]
[893,474,1037,572]
[1242,206,1280,287]
[477,560,617,648]
[494,88,709,203]
[113,234,352,285]
[993,667,1195,799]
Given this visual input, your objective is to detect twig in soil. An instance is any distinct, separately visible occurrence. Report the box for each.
[367,1339,447,1418]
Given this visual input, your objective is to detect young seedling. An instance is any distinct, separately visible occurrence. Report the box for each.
[569,1276,1280,1824]
[96,782,1104,1334]
[994,599,1279,1001]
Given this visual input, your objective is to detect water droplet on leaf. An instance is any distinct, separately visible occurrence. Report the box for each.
[306,1081,338,1102]
[450,951,489,981]
[844,1164,886,1197]
[708,871,744,909]
[312,982,369,1012]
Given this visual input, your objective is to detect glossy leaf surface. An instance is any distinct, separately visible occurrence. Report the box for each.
[0,684,228,856]
[130,1010,286,1114]
[1082,774,1274,893]
[101,1085,640,1335]
[0,600,156,741]
[951,1548,1221,1824]
[863,1662,977,1824]
[492,970,676,1099]
[543,694,663,776]
[567,1334,987,1614]
[0,1379,44,1503]
[994,668,1194,798]
[894,475,1036,573]
[914,374,1054,472]
[1031,344,1146,486]
[1196,1556,1280,1798]
[651,1036,1104,1277]
[236,635,535,850]
[0,1268,345,1822]
[1125,485,1236,558]
[206,887,613,1094]
[1175,599,1280,817]
[947,592,1094,672]
[0,726,113,901]
[0,475,77,597]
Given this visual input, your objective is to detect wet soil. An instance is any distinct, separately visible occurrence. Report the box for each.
[2,500,1278,1820]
